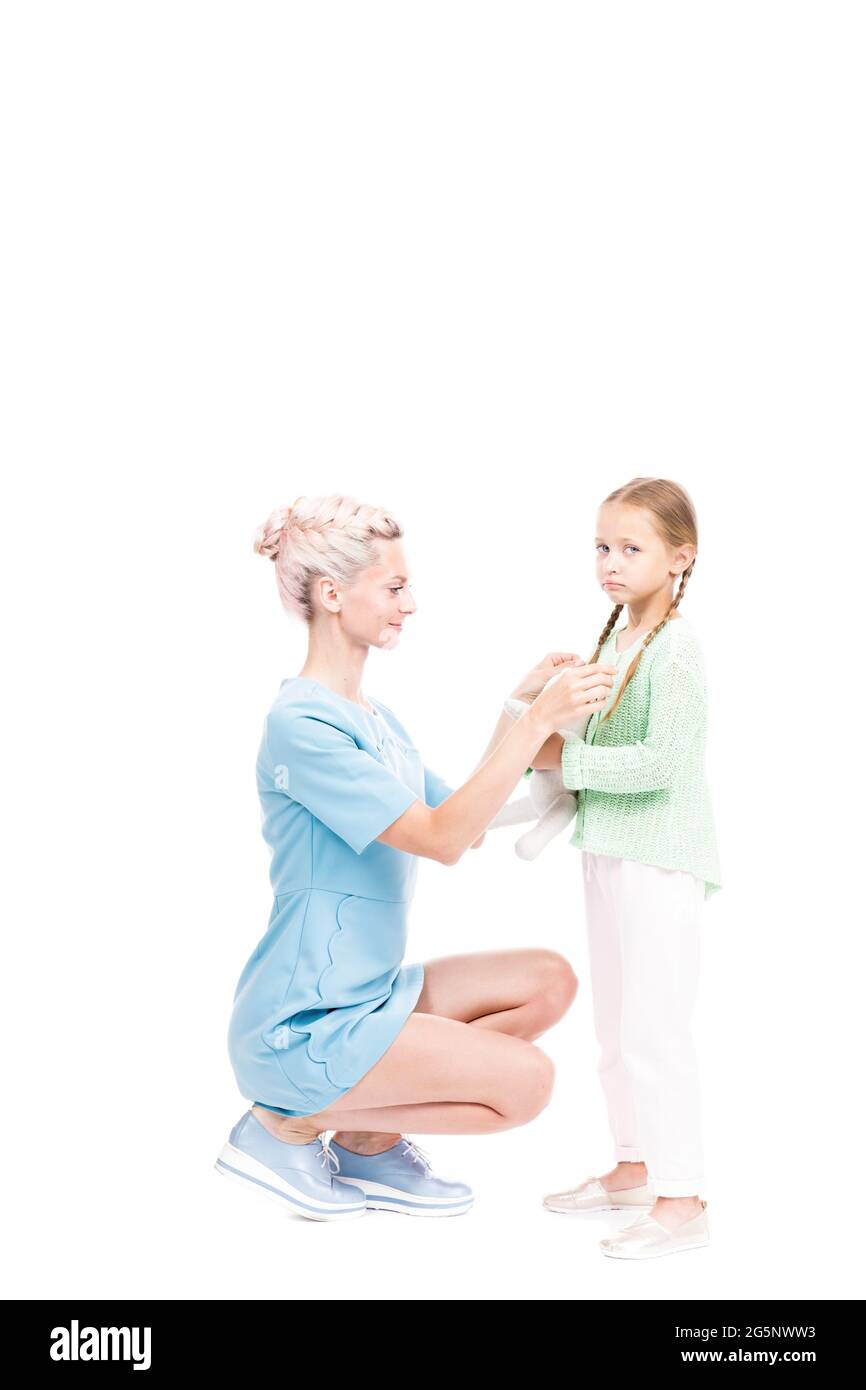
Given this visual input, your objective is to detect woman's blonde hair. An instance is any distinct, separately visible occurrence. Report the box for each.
[592,477,698,722]
[253,494,404,623]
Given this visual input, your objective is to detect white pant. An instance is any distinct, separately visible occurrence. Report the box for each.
[582,850,706,1198]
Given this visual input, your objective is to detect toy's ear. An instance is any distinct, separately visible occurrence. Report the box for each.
[503,697,529,721]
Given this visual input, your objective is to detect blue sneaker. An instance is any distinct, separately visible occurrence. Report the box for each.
[214,1110,367,1221]
[329,1135,474,1217]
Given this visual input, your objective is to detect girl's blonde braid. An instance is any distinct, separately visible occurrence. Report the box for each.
[596,557,696,723]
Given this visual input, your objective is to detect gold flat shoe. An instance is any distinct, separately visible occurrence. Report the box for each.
[543,1176,656,1214]
[599,1200,709,1259]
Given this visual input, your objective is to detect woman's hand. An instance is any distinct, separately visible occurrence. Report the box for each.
[529,662,618,736]
[510,652,585,703]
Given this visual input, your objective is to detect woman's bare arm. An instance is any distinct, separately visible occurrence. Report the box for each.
[471,650,586,772]
[471,707,518,774]
[477,710,565,772]
[377,662,615,865]
[377,706,548,864]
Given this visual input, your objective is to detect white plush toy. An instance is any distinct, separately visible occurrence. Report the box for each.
[486,664,595,861]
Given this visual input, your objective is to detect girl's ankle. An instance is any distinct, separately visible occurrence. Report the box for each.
[602,1163,647,1189]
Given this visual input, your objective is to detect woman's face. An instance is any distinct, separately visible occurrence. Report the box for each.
[595,502,691,604]
[339,538,418,650]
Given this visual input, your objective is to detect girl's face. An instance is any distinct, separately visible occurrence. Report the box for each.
[595,502,691,604]
[333,538,418,650]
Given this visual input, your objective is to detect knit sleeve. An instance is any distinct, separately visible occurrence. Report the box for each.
[561,654,704,794]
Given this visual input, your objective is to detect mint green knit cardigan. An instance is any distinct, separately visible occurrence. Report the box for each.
[553,617,722,899]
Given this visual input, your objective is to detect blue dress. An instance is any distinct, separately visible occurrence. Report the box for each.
[227,677,454,1118]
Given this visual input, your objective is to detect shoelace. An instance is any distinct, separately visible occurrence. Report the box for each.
[400,1138,433,1175]
[314,1137,340,1176]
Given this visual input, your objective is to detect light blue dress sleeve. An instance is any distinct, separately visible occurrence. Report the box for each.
[266,709,420,855]
[423,765,455,808]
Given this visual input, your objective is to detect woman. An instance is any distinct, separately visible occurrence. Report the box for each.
[216,493,617,1221]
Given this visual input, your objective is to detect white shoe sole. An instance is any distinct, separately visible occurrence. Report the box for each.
[601,1234,710,1259]
[544,1199,655,1215]
[334,1176,474,1217]
[364,1197,474,1217]
[214,1141,366,1222]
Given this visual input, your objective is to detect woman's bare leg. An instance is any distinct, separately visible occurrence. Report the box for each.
[323,947,578,1150]
[410,947,578,1040]
[253,949,576,1149]
[325,947,577,1151]
[252,1008,556,1143]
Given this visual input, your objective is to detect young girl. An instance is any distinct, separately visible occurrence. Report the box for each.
[534,477,722,1260]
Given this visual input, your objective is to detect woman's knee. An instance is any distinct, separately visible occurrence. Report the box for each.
[499,1044,555,1124]
[535,950,579,1017]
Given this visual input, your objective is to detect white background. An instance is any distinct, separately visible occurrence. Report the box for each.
[2,1,864,1301]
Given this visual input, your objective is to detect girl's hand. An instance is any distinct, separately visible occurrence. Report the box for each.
[511,652,585,703]
[470,832,486,850]
[530,662,618,736]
